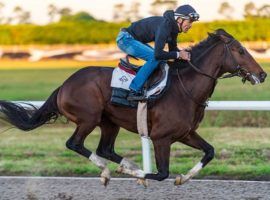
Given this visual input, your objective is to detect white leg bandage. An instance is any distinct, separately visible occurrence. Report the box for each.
[120,158,140,170]
[89,153,108,169]
[187,162,203,177]
[89,153,111,186]
[178,162,203,184]
[118,158,145,178]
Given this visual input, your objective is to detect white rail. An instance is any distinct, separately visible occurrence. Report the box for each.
[13,101,270,111]
[206,101,270,111]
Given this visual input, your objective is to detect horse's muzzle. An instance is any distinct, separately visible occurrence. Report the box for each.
[259,72,267,83]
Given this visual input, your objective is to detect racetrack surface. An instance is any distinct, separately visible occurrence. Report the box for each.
[0,176,269,200]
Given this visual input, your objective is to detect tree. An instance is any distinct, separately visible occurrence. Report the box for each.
[48,4,58,23]
[72,12,95,21]
[244,2,257,18]
[126,1,141,22]
[13,5,23,23]
[60,11,96,22]
[13,6,31,24]
[18,11,31,24]
[58,7,72,18]
[0,2,5,24]
[258,4,270,18]
[113,3,125,22]
[150,0,177,16]
[218,1,234,20]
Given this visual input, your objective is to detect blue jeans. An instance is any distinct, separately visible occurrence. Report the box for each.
[116,31,161,92]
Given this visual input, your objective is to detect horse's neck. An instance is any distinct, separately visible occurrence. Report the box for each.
[181,45,223,103]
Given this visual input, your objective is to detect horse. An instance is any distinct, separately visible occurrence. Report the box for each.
[0,29,267,186]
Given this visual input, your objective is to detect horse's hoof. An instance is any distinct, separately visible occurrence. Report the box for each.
[174,174,186,185]
[116,166,123,174]
[137,178,149,188]
[101,168,110,187]
[101,176,110,187]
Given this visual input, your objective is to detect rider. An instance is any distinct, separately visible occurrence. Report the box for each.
[116,4,200,101]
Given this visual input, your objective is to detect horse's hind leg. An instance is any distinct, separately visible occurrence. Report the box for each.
[97,117,145,179]
[175,131,215,185]
[66,122,111,186]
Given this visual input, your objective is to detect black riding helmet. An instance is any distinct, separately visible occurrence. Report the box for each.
[174,4,200,22]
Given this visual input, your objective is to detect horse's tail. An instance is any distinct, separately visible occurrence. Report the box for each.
[0,87,60,131]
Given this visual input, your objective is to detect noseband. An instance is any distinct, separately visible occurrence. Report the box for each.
[177,38,244,107]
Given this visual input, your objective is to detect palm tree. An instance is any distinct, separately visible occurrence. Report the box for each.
[127,1,141,22]
[58,7,72,17]
[13,6,31,24]
[48,4,58,23]
[19,11,31,24]
[113,3,125,22]
[258,4,270,18]
[0,2,5,24]
[150,0,177,16]
[218,2,234,20]
[244,2,257,18]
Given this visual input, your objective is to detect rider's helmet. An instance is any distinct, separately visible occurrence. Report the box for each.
[174,5,200,22]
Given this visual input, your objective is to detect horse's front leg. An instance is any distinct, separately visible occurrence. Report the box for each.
[175,131,215,185]
[144,138,171,181]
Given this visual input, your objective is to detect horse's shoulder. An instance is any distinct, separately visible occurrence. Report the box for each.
[167,61,189,74]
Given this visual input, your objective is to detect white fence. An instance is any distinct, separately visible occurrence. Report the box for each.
[206,101,270,110]
[14,101,270,111]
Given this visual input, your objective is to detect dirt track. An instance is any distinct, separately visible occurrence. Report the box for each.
[0,176,270,200]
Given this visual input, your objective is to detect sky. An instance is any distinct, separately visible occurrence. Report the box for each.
[0,0,269,24]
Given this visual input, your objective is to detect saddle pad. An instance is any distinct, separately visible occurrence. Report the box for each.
[111,67,135,90]
[111,64,169,97]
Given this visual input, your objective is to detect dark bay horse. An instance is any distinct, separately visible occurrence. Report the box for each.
[0,29,267,186]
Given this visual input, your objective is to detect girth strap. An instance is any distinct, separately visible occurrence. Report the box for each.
[137,102,148,137]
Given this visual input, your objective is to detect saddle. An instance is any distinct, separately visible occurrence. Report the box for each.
[110,55,170,108]
[119,55,140,73]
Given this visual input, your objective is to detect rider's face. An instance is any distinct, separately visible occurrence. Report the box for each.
[177,18,193,33]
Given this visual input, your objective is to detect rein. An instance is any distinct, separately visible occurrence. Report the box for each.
[177,38,242,107]
[177,70,210,107]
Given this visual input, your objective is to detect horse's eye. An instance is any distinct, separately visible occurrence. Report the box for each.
[239,48,245,55]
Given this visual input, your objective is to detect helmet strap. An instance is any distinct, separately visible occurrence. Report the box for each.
[177,18,184,32]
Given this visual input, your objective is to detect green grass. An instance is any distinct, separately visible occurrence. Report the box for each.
[0,125,269,180]
[0,69,77,100]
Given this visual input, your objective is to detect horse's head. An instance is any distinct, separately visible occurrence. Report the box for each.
[212,29,267,84]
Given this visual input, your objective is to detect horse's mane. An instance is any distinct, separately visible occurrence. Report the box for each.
[191,28,234,57]
[169,29,234,69]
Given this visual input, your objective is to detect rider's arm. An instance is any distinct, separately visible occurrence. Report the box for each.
[154,22,179,60]
[168,34,180,52]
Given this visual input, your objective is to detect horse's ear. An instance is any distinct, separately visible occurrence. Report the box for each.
[207,32,215,38]
[218,34,231,43]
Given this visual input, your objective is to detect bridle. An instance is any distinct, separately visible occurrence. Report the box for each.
[177,37,246,107]
[221,40,250,83]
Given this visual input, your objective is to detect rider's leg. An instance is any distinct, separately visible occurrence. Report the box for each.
[116,31,160,93]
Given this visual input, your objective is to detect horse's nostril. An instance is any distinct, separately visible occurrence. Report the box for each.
[260,72,267,81]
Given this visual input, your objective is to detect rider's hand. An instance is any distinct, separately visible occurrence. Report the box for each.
[178,50,190,61]
[184,47,192,52]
